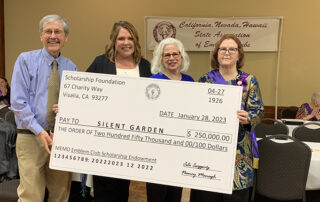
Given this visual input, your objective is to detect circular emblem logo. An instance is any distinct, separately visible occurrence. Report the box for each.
[153,21,176,43]
[146,84,161,100]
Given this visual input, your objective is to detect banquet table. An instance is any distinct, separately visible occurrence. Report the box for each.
[304,141,320,190]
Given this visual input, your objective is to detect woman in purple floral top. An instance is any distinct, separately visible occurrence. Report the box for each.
[190,34,264,202]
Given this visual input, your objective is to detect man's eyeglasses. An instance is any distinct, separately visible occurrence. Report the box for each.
[43,29,64,36]
[163,52,181,59]
[218,47,238,54]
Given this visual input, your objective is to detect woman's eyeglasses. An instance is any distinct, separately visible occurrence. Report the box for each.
[163,52,181,59]
[218,47,238,54]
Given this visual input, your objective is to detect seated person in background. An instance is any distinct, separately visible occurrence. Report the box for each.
[296,92,320,121]
[0,76,10,106]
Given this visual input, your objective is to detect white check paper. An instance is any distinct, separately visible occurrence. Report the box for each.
[50,71,242,194]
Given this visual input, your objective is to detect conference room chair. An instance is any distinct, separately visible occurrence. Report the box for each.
[0,117,48,202]
[281,106,299,119]
[292,122,320,143]
[0,179,19,202]
[4,110,16,126]
[0,106,10,119]
[254,118,289,138]
[0,118,19,202]
[253,135,311,202]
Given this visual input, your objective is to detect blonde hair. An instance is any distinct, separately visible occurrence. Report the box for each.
[105,21,141,64]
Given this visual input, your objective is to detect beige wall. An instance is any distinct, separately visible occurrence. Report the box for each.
[4,0,320,106]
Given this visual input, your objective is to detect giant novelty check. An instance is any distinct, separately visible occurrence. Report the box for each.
[50,71,242,194]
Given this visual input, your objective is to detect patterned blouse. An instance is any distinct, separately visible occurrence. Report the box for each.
[296,103,320,121]
[199,70,264,190]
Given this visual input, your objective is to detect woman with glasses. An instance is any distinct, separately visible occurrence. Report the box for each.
[190,34,264,202]
[86,21,151,202]
[147,37,193,202]
[150,37,193,82]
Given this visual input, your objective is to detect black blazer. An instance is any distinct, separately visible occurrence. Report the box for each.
[86,54,151,78]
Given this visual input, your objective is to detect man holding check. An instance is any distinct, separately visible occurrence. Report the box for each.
[11,14,77,202]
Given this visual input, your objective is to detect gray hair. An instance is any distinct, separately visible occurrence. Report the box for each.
[39,14,69,34]
[311,92,320,104]
[151,38,190,74]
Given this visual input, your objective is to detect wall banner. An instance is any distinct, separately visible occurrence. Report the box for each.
[145,16,281,52]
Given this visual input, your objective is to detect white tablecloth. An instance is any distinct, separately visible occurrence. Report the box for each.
[304,142,320,190]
